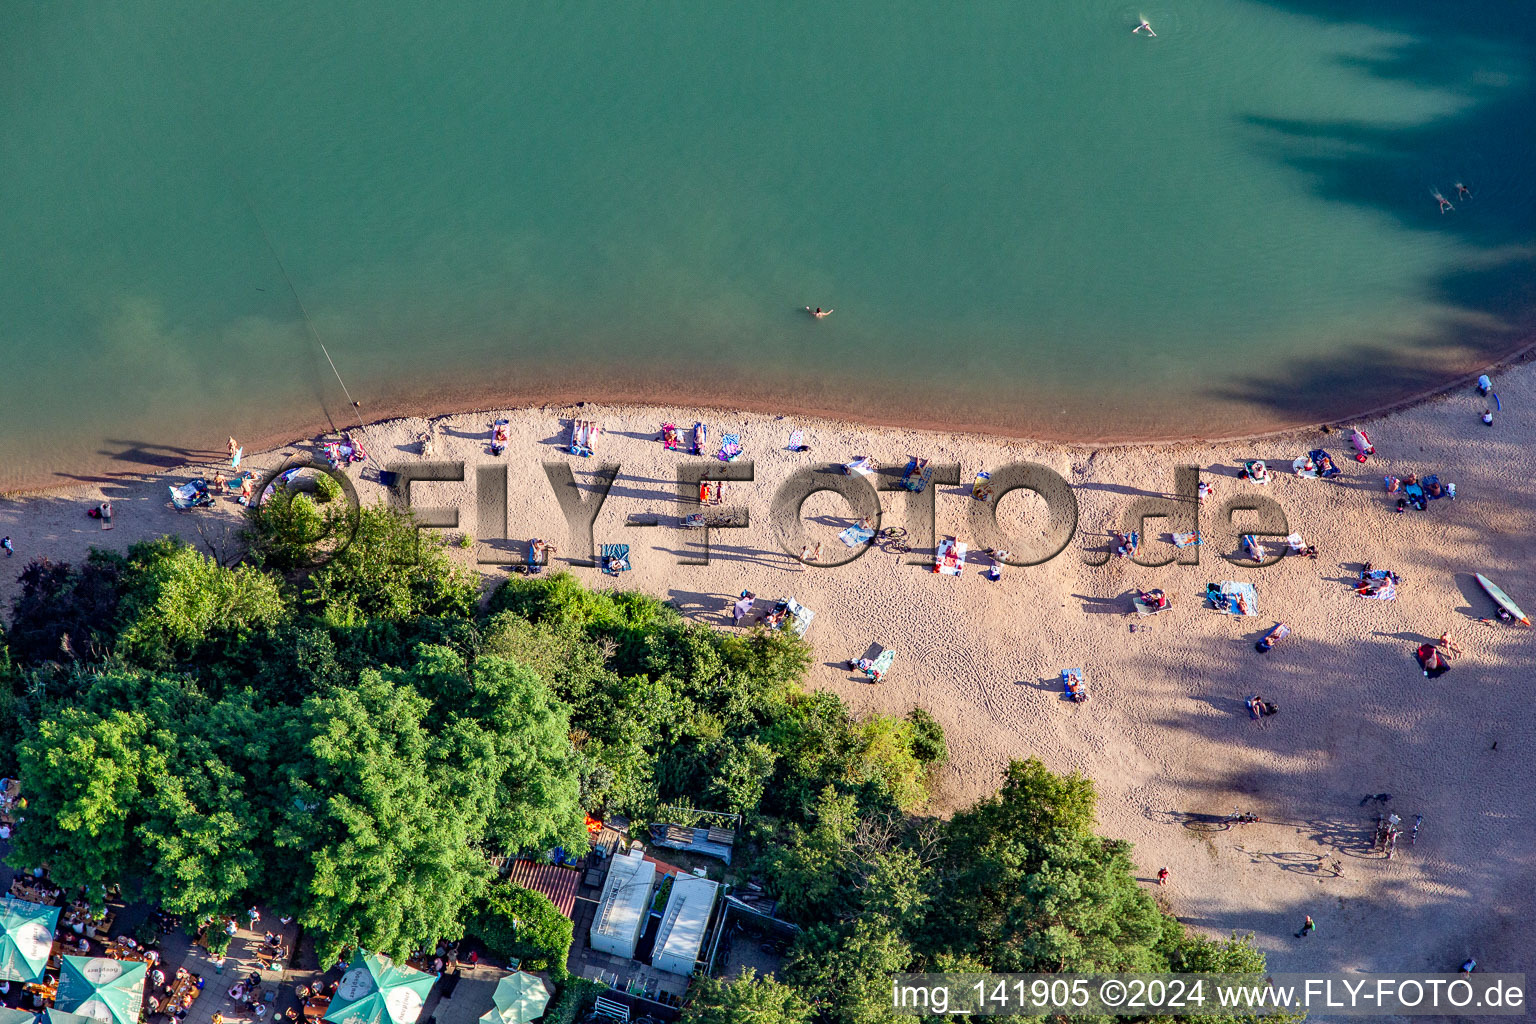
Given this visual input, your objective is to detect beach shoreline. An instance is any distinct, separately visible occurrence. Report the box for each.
[5,337,1534,498]
[2,347,1534,980]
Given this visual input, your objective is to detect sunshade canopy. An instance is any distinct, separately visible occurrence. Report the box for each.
[324,952,435,1024]
[0,896,60,982]
[477,973,551,1024]
[56,956,146,1024]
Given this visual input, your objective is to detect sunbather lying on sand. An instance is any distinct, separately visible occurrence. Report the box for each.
[1137,589,1169,610]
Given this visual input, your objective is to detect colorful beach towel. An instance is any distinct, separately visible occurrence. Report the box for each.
[1061,668,1087,702]
[1172,531,1203,548]
[838,523,876,547]
[718,433,743,462]
[1207,581,1258,616]
[1308,450,1343,478]
[786,429,805,451]
[1292,456,1318,478]
[1357,569,1397,601]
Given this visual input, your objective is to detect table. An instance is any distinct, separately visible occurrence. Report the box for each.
[302,997,331,1020]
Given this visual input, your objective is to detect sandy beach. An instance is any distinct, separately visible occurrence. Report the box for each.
[2,362,1533,982]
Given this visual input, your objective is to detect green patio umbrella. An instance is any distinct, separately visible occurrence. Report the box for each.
[1,1008,39,1024]
[48,1012,107,1024]
[55,956,146,1024]
[324,952,435,1024]
[0,896,60,982]
[477,972,551,1024]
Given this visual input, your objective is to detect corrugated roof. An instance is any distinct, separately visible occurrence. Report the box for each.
[507,860,581,919]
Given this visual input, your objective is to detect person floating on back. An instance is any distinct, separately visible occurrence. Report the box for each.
[1133,18,1156,35]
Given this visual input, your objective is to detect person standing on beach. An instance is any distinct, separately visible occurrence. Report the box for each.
[1295,915,1315,938]
[1,537,11,557]
[1483,409,1494,426]
[1157,867,1169,885]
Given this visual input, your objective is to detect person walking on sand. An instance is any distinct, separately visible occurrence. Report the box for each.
[1295,915,1315,938]
[805,306,833,319]
[1197,480,1212,504]
[1482,409,1494,426]
[227,437,239,459]
[1157,867,1169,885]
[1,537,11,557]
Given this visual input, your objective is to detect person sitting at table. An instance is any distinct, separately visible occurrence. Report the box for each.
[76,937,89,953]
[174,968,189,982]
[192,974,204,991]
[294,986,311,1002]
[263,931,279,948]
[147,995,162,1015]
[150,969,165,989]
[228,983,247,1002]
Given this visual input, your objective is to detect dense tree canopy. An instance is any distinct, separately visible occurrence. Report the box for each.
[2,501,1273,1021]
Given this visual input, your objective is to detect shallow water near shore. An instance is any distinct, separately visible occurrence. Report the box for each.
[3,2,1535,489]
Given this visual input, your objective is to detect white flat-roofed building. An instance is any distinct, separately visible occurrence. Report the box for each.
[589,849,657,960]
[650,874,719,976]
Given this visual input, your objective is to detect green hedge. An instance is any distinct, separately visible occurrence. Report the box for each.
[466,880,575,980]
[543,977,607,1024]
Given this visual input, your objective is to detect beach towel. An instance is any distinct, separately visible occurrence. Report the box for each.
[230,446,243,470]
[1351,429,1374,461]
[1061,669,1087,703]
[1242,535,1267,561]
[1172,531,1203,548]
[934,537,966,575]
[692,422,707,456]
[1292,456,1318,478]
[1255,622,1290,652]
[1242,460,1270,484]
[718,433,743,462]
[569,421,595,457]
[661,422,682,450]
[844,456,876,478]
[865,647,896,682]
[1416,643,1450,678]
[785,597,815,637]
[1207,581,1258,616]
[1403,483,1426,511]
[732,594,756,624]
[1422,475,1455,501]
[599,543,631,576]
[1308,450,1343,478]
[1133,591,1170,616]
[901,456,933,493]
[786,429,806,452]
[169,480,213,510]
[972,469,992,500]
[838,523,876,547]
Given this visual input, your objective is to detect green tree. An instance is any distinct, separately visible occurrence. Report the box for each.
[276,670,493,962]
[300,505,479,627]
[788,918,911,1024]
[922,758,1171,973]
[114,539,285,668]
[683,969,812,1024]
[7,705,160,894]
[759,786,858,921]
[405,646,587,854]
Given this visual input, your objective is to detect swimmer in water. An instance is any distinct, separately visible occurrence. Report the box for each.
[1133,18,1156,35]
[1434,190,1454,214]
[1455,182,1471,200]
[806,306,833,319]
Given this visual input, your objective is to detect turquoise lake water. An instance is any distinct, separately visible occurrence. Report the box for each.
[2,2,1534,488]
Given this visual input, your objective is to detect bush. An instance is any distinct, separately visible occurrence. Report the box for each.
[906,707,947,765]
[543,977,606,1024]
[466,881,575,979]
[7,552,125,664]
